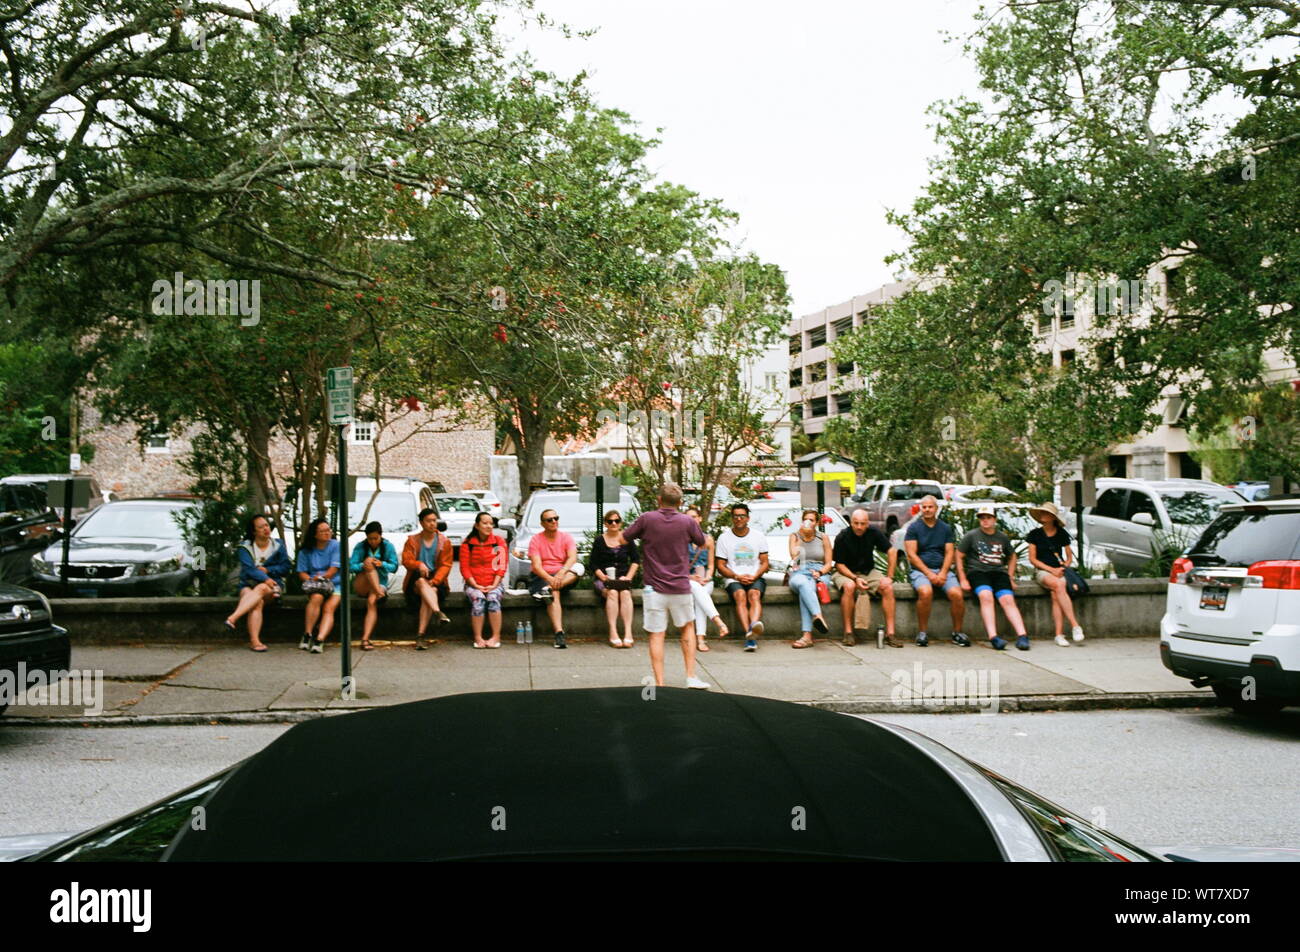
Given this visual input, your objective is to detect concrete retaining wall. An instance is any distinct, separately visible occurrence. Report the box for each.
[50,578,1167,644]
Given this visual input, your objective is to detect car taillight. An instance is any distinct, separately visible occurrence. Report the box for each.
[1247,560,1300,590]
[1170,556,1193,584]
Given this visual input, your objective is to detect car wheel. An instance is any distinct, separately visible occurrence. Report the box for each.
[1211,682,1286,715]
[886,518,898,536]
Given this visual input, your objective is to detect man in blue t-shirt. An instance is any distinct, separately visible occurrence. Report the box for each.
[903,495,969,647]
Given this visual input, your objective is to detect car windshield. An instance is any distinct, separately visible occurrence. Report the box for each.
[435,497,480,513]
[75,505,188,540]
[298,492,418,535]
[524,496,637,530]
[1162,490,1241,525]
[748,505,844,538]
[891,483,942,500]
[1186,510,1300,566]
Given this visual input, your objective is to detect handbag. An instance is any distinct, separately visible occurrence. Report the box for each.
[1062,567,1089,598]
[302,576,334,595]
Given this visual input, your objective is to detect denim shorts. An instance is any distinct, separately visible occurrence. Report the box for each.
[909,568,961,594]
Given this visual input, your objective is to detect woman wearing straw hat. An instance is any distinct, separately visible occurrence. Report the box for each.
[1026,501,1085,647]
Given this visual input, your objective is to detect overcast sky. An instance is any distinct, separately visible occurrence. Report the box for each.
[517,0,984,319]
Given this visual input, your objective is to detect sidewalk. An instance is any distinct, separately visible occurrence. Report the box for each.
[4,633,1213,724]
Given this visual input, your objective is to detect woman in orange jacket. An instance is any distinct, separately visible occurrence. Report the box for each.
[402,507,453,650]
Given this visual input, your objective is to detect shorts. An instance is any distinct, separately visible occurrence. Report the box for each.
[642,587,695,632]
[968,571,1014,599]
[526,565,583,596]
[466,584,503,616]
[834,569,888,596]
[725,577,767,595]
[1035,570,1061,589]
[909,568,960,594]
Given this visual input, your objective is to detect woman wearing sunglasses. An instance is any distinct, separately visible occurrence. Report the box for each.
[588,509,640,647]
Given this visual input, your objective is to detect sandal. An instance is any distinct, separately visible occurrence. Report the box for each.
[697,636,710,652]
[361,640,374,651]
[609,636,623,648]
[622,637,635,648]
[472,642,487,649]
[250,643,268,652]
[792,637,815,649]
[715,620,729,638]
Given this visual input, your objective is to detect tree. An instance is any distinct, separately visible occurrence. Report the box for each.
[853,1,1300,477]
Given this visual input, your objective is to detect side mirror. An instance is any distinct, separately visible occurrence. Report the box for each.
[1131,512,1156,527]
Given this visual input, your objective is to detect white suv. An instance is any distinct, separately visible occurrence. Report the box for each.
[1160,497,1300,714]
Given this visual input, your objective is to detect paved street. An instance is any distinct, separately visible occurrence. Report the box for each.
[2,634,1210,721]
[3,708,1296,850]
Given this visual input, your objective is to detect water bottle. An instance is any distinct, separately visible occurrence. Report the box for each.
[524,620,533,644]
[516,620,525,645]
[876,625,885,650]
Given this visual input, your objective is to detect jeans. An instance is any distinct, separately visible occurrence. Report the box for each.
[788,562,825,632]
[689,579,715,632]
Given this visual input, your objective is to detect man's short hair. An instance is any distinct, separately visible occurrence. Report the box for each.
[731,502,750,515]
[920,495,938,506]
[540,509,558,522]
[850,506,870,521]
[659,482,683,508]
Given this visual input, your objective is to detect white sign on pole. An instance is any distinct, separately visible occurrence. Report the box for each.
[326,366,354,425]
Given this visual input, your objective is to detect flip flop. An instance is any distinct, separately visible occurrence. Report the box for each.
[609,637,622,648]
[361,641,374,651]
[792,637,814,649]
[486,642,501,649]
[697,638,710,652]
[250,643,268,652]
[472,642,487,649]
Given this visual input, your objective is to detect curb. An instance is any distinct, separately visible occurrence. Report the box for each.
[1,692,1215,726]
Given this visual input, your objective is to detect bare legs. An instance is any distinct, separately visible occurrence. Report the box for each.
[413,577,444,639]
[648,620,697,687]
[310,593,340,644]
[915,583,966,633]
[1040,575,1079,636]
[226,582,277,649]
[353,569,386,643]
[975,590,1028,640]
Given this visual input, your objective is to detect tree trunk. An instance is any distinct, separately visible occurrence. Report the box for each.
[515,406,549,513]
[245,416,272,517]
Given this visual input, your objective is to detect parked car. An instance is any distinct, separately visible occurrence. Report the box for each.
[29,498,202,596]
[7,688,1291,860]
[736,500,849,583]
[0,481,63,584]
[1226,481,1272,502]
[945,484,1020,504]
[431,493,488,549]
[0,581,69,717]
[842,479,945,535]
[1074,478,1245,573]
[466,489,504,519]
[1161,496,1300,714]
[285,477,437,594]
[502,488,639,588]
[0,473,116,525]
[944,501,1113,578]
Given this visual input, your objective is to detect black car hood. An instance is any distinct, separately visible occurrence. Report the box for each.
[0,582,43,603]
[165,688,1003,862]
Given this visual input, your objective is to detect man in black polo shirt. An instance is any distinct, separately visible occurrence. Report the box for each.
[832,507,900,647]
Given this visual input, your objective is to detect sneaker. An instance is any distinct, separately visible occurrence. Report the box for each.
[686,676,711,690]
[299,634,312,651]
[883,634,904,648]
[749,620,764,637]
[310,641,323,654]
[916,631,929,647]
[1072,625,1085,643]
[744,639,757,652]
[532,587,552,602]
[842,631,857,647]
[1016,635,1031,651]
[554,630,566,649]
[990,636,1007,651]
[1055,634,1070,647]
[952,632,971,647]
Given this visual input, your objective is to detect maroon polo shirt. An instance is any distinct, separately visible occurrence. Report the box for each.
[622,507,706,595]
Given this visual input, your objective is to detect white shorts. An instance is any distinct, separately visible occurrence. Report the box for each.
[642,587,695,632]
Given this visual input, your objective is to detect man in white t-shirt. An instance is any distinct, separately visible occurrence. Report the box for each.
[714,502,770,651]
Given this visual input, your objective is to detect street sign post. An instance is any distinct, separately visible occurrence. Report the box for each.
[1054,460,1096,570]
[44,477,93,594]
[326,367,353,700]
[579,475,620,531]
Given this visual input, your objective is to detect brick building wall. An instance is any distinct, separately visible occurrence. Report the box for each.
[78,401,492,497]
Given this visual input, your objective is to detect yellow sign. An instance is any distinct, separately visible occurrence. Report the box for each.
[814,471,855,494]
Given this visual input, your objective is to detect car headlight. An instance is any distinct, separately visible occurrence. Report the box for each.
[140,557,182,576]
[31,556,52,575]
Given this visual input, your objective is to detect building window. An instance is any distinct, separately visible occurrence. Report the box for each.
[808,326,827,348]
[349,421,376,445]
[789,366,803,387]
[1175,452,1201,480]
[1107,454,1129,478]
[836,360,855,380]
[764,372,783,392]
[1059,349,1076,367]
[856,309,869,324]
[145,430,171,454]
[831,317,852,340]
[790,403,803,423]
[1166,266,1186,304]
[807,361,827,384]
[809,396,828,418]
[835,392,854,414]
[788,334,802,357]
[1037,310,1054,334]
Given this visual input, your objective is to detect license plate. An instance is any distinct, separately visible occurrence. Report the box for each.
[1199,586,1228,611]
[76,588,99,598]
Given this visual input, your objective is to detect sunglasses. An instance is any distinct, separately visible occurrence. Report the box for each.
[605,518,621,524]
[542,516,559,523]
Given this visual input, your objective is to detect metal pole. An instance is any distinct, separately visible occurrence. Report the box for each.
[595,475,605,532]
[338,427,352,699]
[1073,480,1086,571]
[60,478,73,596]
[816,480,825,520]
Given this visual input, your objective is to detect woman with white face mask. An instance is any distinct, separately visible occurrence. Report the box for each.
[788,509,831,648]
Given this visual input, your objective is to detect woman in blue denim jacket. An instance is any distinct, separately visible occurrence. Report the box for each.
[297,518,342,653]
[226,514,292,652]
